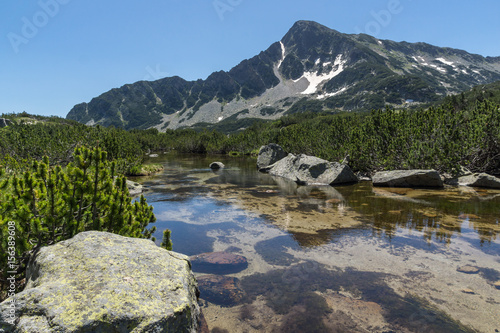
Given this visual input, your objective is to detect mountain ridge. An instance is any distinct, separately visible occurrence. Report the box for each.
[67,20,500,131]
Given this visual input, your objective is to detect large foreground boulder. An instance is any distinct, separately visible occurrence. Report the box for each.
[263,154,358,186]
[0,231,200,333]
[257,144,288,170]
[455,173,500,189]
[372,170,443,188]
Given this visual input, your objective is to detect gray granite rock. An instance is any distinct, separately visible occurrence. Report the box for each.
[455,173,500,189]
[0,231,200,333]
[264,154,358,186]
[209,162,225,170]
[257,144,288,170]
[372,170,443,188]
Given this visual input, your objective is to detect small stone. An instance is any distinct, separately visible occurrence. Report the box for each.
[457,265,480,274]
[461,288,475,294]
[210,162,225,170]
[494,281,500,290]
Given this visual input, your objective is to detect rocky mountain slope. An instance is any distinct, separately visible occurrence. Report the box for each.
[66,21,500,131]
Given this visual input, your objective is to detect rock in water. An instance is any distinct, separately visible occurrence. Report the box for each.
[257,144,288,170]
[0,231,200,333]
[190,252,248,274]
[456,173,500,189]
[209,162,225,170]
[264,154,358,186]
[197,275,245,307]
[126,179,143,197]
[372,170,443,188]
[456,265,480,274]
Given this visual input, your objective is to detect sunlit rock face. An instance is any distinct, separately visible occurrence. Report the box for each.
[257,143,288,170]
[264,153,358,186]
[372,169,444,188]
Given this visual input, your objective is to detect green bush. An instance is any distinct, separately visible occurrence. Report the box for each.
[0,147,171,299]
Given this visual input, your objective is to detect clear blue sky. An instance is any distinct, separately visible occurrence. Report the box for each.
[1,0,499,118]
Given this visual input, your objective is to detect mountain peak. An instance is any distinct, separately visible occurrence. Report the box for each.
[290,20,326,28]
[67,21,500,131]
[283,20,342,43]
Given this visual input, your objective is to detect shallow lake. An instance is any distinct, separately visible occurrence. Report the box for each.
[138,153,500,333]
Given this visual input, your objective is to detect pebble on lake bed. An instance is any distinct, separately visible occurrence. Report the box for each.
[494,281,500,290]
[462,288,475,294]
[457,265,480,274]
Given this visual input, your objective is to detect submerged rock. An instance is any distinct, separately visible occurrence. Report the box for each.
[209,162,225,170]
[372,170,443,188]
[457,265,480,274]
[197,275,245,307]
[461,288,476,294]
[0,231,200,333]
[190,252,248,274]
[257,143,288,170]
[198,311,210,333]
[263,154,358,186]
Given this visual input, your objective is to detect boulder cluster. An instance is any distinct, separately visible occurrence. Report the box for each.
[257,143,500,189]
[257,143,358,186]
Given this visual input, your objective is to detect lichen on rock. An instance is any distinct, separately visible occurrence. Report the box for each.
[0,231,200,333]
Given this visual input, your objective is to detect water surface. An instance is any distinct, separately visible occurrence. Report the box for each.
[140,153,500,332]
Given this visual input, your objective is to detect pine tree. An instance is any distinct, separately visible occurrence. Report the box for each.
[0,146,171,298]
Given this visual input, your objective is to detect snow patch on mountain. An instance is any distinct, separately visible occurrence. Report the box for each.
[317,86,348,99]
[277,41,286,68]
[436,57,454,66]
[297,55,346,95]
